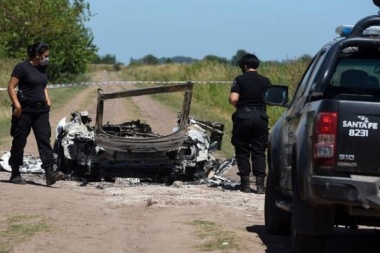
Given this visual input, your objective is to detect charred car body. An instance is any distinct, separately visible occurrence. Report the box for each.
[53,82,229,183]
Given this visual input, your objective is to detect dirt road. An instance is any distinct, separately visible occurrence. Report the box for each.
[0,70,378,253]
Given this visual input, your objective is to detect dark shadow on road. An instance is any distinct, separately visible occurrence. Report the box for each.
[247,224,380,253]
[247,225,290,253]
[0,178,60,188]
[324,227,380,253]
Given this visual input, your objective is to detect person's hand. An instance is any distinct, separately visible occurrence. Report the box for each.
[13,106,22,117]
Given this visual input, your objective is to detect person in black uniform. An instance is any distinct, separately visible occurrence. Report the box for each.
[229,53,271,194]
[7,42,64,185]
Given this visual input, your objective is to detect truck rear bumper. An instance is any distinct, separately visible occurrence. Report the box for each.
[309,175,380,211]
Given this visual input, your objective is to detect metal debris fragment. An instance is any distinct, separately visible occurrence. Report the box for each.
[115,177,140,185]
[0,151,44,174]
[204,175,241,190]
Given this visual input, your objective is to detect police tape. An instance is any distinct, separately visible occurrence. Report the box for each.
[0,80,232,91]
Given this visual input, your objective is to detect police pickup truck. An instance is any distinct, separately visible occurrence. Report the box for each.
[263,3,380,253]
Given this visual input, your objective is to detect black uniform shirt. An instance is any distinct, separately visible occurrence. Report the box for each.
[11,60,48,103]
[230,71,271,108]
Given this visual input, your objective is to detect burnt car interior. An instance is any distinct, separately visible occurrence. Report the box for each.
[95,82,193,154]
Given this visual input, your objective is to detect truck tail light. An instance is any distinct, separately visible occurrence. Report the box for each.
[314,112,337,168]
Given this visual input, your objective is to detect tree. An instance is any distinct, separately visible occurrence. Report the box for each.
[0,0,97,82]
[230,49,250,66]
[202,55,228,64]
[163,58,173,64]
[93,54,118,64]
[297,54,313,63]
[141,54,159,65]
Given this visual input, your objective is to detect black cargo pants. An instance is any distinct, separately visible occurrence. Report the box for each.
[231,107,269,178]
[9,104,55,171]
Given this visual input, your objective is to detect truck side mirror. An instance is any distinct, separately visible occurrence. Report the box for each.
[263,85,288,106]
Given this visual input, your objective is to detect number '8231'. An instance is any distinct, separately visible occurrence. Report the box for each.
[348,129,368,137]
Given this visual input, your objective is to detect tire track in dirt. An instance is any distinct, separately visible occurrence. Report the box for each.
[129,94,179,135]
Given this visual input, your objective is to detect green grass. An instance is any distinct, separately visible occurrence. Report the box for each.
[0,215,51,253]
[0,59,19,90]
[188,219,244,252]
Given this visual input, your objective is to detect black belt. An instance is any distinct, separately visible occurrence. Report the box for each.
[237,106,266,112]
[26,101,46,109]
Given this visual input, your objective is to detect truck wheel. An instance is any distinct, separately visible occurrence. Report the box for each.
[290,180,331,253]
[290,190,327,253]
[264,170,291,235]
[291,229,324,253]
[290,147,334,253]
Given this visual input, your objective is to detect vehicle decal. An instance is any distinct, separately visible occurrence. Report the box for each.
[342,116,377,137]
[337,162,357,167]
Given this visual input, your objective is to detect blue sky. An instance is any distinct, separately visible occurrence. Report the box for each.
[87,0,377,64]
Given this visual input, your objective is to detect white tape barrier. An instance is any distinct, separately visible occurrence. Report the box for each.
[0,80,232,91]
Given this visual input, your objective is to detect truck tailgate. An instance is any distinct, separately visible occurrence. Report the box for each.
[336,99,380,175]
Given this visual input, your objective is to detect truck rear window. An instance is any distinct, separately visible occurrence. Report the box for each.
[330,58,380,89]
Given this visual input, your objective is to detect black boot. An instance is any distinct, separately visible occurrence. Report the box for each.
[256,177,266,194]
[45,165,64,186]
[9,166,26,185]
[240,176,251,193]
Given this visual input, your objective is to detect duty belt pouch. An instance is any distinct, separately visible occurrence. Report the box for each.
[17,90,28,106]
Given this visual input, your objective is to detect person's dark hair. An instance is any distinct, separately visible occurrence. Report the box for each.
[27,42,49,59]
[239,53,260,71]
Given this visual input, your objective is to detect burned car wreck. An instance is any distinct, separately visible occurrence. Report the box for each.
[53,82,235,183]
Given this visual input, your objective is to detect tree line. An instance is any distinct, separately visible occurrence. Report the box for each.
[99,51,312,67]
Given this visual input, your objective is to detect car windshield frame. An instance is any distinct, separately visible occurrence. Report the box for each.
[94,82,193,153]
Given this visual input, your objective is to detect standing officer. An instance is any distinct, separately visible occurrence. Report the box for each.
[7,42,64,185]
[229,53,271,194]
